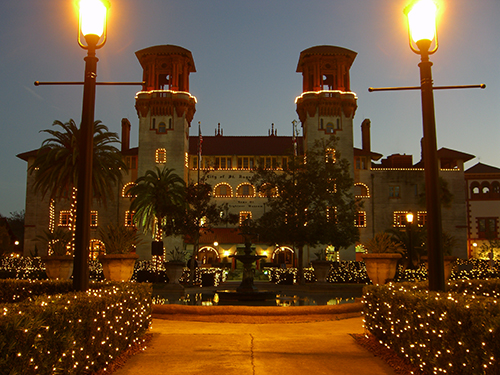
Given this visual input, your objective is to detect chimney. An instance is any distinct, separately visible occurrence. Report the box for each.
[361,119,371,153]
[121,118,131,152]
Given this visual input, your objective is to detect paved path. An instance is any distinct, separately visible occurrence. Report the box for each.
[114,314,396,375]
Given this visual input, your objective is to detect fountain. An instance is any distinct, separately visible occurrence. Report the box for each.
[217,222,275,302]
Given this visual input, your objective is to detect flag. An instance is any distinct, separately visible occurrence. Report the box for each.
[198,122,203,169]
[292,120,298,156]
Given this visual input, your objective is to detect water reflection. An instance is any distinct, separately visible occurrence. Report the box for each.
[152,292,357,306]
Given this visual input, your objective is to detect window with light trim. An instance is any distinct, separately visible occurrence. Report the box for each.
[417,211,427,227]
[355,211,367,227]
[122,182,135,198]
[214,183,232,198]
[393,211,409,228]
[125,211,135,227]
[155,148,166,164]
[59,211,71,227]
[236,183,255,198]
[239,211,252,225]
[325,148,336,163]
[91,211,98,227]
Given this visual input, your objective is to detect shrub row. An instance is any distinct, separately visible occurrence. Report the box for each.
[0,279,75,304]
[363,281,500,374]
[0,282,152,374]
[2,256,500,285]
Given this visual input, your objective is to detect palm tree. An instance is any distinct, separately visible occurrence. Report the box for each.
[30,119,126,204]
[34,227,72,256]
[127,166,186,239]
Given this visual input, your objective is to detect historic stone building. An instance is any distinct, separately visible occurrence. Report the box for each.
[18,44,485,266]
[464,163,500,258]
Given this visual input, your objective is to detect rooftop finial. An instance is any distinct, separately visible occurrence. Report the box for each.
[269,123,276,136]
[215,122,223,136]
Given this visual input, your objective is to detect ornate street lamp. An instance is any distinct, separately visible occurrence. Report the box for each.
[73,0,110,291]
[404,0,445,291]
[406,212,415,269]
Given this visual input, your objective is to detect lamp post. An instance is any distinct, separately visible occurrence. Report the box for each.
[406,212,415,269]
[73,0,109,291]
[405,0,445,291]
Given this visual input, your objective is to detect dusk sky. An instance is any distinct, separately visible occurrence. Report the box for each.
[1,0,498,216]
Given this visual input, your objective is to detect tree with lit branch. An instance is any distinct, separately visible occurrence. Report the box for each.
[250,136,359,284]
[167,178,238,286]
[30,119,127,249]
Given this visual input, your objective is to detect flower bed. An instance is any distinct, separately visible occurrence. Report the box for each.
[0,281,152,374]
[363,280,500,374]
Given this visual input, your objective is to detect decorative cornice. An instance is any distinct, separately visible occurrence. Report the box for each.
[135,90,197,124]
[295,90,357,123]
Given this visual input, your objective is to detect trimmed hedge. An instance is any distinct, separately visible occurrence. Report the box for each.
[0,282,152,374]
[363,281,500,374]
[0,279,74,303]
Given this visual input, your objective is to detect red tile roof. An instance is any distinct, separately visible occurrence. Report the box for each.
[189,135,303,156]
[465,162,500,175]
[186,228,250,245]
[353,147,382,161]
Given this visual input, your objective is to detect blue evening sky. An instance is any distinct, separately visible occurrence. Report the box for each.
[0,0,498,215]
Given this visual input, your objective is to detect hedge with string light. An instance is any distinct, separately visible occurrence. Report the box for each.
[0,282,152,374]
[363,281,500,374]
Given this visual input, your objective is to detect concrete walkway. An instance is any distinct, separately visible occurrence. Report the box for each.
[114,306,396,375]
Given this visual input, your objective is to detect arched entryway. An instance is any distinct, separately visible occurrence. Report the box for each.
[272,246,295,268]
[198,246,220,266]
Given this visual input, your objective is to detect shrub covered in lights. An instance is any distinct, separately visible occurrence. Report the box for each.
[0,256,46,280]
[0,282,152,374]
[363,281,500,374]
[0,279,74,303]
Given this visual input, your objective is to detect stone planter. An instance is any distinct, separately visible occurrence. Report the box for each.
[421,256,458,281]
[311,260,333,283]
[99,253,139,282]
[361,253,402,285]
[41,255,74,280]
[165,262,185,284]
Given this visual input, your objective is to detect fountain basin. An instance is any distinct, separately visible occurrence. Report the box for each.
[217,289,276,302]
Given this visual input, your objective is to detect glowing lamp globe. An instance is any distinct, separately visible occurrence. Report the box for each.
[406,212,414,224]
[405,0,438,54]
[78,0,109,49]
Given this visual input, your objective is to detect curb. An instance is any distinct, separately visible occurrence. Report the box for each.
[152,302,363,319]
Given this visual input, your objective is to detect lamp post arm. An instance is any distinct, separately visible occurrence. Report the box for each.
[34,81,144,86]
[368,84,486,92]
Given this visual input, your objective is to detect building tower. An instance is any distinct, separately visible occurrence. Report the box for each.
[295,45,358,260]
[135,45,197,182]
[295,45,357,164]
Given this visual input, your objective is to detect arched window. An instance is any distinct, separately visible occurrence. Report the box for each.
[481,182,491,198]
[354,183,370,198]
[236,183,256,198]
[214,183,232,197]
[272,246,294,267]
[258,183,278,198]
[326,123,334,134]
[158,122,166,133]
[492,181,500,199]
[198,247,220,265]
[470,181,480,199]
[122,182,136,198]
